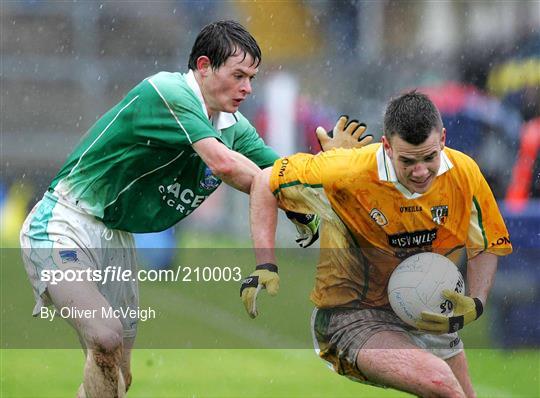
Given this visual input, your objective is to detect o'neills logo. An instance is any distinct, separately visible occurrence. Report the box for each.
[400,205,422,213]
[388,229,437,248]
[278,158,289,177]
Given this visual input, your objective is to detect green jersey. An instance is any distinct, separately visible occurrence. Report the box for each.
[50,71,278,233]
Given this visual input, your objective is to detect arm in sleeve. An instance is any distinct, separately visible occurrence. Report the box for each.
[466,162,513,259]
[269,151,344,217]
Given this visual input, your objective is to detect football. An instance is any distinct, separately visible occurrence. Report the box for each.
[387,252,465,327]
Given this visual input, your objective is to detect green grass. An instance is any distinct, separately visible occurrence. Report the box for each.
[1,235,539,397]
[0,349,538,397]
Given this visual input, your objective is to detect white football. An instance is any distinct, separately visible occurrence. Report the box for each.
[387,252,465,327]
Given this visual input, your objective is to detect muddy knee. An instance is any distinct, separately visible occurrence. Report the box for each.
[87,325,123,355]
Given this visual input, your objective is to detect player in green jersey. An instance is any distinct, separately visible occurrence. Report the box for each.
[20,20,371,397]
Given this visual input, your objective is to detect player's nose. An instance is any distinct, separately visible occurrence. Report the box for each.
[242,79,252,95]
[411,163,429,178]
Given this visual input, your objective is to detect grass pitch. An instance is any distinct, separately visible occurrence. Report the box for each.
[1,349,538,397]
[1,234,538,397]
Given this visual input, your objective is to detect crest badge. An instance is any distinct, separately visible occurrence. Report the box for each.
[200,167,221,190]
[431,205,449,225]
[369,208,388,227]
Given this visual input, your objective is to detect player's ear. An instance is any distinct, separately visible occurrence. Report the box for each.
[382,135,393,158]
[196,56,211,76]
[440,128,446,150]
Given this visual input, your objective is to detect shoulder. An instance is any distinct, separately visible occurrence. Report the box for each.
[444,147,482,176]
[140,72,199,106]
[443,147,487,195]
[321,143,379,169]
[310,143,380,181]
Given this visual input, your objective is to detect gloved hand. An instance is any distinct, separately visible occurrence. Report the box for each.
[316,115,373,151]
[416,290,484,333]
[240,263,279,318]
[285,211,320,248]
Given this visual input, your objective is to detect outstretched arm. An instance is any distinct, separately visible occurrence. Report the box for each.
[250,167,278,264]
[240,167,280,318]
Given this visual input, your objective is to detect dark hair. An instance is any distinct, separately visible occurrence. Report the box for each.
[188,20,261,70]
[383,90,443,145]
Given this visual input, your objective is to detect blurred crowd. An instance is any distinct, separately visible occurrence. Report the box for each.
[2,1,539,240]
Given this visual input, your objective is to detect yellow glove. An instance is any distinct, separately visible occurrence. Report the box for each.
[316,115,373,151]
[240,263,279,318]
[416,290,484,333]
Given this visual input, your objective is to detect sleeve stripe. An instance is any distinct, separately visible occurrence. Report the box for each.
[148,78,193,144]
[472,196,488,249]
[272,181,323,196]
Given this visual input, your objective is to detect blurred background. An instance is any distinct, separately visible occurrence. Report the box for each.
[1,0,539,358]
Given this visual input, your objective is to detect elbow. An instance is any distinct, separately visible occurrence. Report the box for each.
[208,157,236,180]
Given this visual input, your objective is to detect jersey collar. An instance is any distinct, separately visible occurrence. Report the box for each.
[376,145,454,199]
[184,70,237,131]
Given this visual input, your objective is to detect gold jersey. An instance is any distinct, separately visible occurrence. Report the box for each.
[270,144,512,309]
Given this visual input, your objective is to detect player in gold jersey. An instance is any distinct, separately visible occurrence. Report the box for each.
[241,91,512,397]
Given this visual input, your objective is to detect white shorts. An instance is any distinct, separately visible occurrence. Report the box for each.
[20,191,139,338]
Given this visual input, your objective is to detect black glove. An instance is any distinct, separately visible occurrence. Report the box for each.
[285,211,320,248]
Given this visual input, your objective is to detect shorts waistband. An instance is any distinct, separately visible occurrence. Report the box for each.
[44,189,94,218]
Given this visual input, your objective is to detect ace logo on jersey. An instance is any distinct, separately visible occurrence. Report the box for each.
[431,205,449,225]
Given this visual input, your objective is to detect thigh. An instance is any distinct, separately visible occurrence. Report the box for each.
[357,331,465,397]
[47,278,123,345]
[312,307,412,384]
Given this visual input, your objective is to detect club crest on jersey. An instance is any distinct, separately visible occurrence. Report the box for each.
[431,205,449,225]
[200,167,221,190]
[369,208,388,227]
